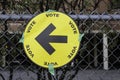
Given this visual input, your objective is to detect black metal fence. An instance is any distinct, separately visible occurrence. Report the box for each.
[0,0,120,80]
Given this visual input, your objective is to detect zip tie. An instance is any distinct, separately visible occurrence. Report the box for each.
[78,33,84,42]
[46,9,56,12]
[48,64,55,76]
[19,33,24,43]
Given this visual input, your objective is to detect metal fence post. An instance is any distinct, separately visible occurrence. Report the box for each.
[103,33,108,70]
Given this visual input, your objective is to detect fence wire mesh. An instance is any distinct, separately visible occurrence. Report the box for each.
[0,0,120,80]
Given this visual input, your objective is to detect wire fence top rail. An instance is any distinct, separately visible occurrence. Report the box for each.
[0,14,120,20]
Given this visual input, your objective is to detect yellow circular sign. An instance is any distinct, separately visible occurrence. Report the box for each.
[23,11,80,68]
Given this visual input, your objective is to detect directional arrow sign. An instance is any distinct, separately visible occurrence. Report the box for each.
[23,11,80,68]
[35,23,67,55]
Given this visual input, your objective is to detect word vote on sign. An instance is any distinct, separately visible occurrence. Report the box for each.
[23,11,80,68]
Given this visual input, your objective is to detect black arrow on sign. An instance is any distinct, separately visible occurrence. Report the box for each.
[35,23,67,55]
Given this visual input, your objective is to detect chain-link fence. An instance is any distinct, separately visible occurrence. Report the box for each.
[0,0,120,80]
